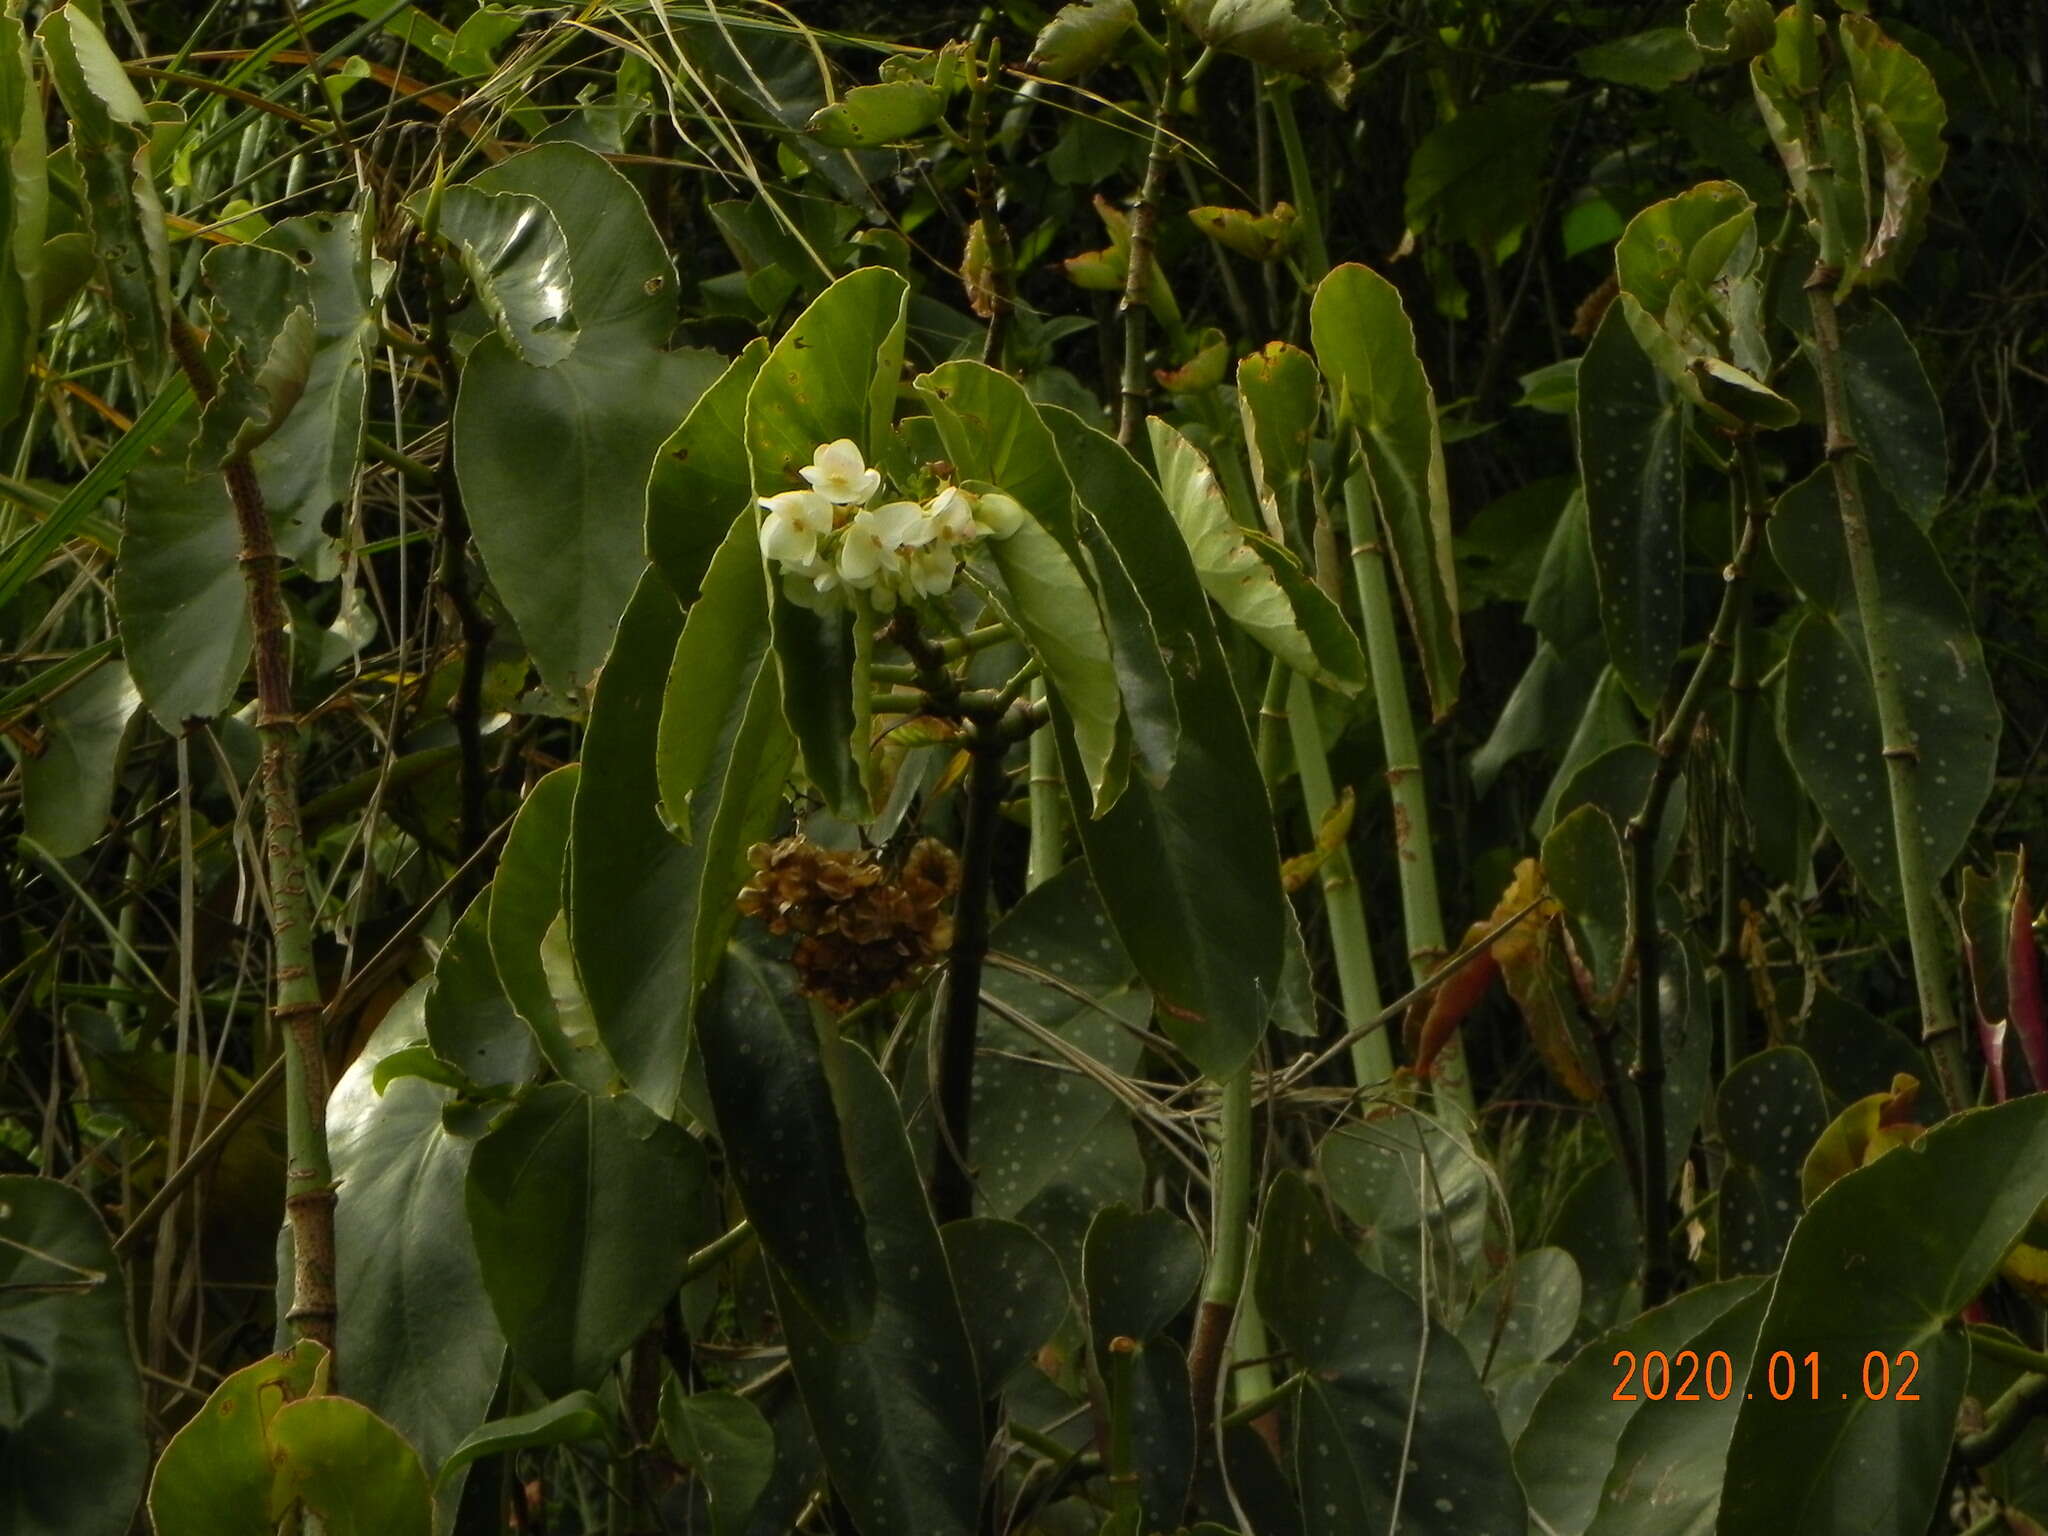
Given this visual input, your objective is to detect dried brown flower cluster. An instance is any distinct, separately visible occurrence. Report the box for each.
[736,834,960,1012]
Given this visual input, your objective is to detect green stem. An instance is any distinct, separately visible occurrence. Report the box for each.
[1105,1338,1142,1527]
[1027,680,1063,890]
[1189,1068,1254,1442]
[1286,671,1394,1085]
[1803,281,1970,1112]
[167,320,337,1357]
[851,600,879,810]
[1118,41,1182,445]
[1338,468,1470,1111]
[1266,79,1329,286]
[1220,1368,1304,1431]
[965,37,1015,367]
[1255,657,1291,785]
[1964,1328,2048,1379]
[421,229,495,898]
[931,728,1010,1225]
[1717,447,1764,1070]
[1960,1369,2048,1466]
[681,1219,754,1283]
[1625,435,1775,1305]
[1773,14,1969,1113]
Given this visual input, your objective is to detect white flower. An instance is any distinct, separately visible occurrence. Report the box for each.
[799,439,882,506]
[758,489,832,568]
[901,539,959,599]
[973,490,1026,539]
[837,499,933,588]
[928,485,982,545]
[780,553,843,612]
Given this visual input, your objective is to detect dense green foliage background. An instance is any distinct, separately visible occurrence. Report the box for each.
[3,2,2048,1533]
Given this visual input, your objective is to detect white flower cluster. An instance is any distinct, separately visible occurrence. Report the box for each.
[759,439,1024,611]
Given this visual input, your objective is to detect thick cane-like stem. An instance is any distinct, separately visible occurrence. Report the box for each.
[171,317,338,1353]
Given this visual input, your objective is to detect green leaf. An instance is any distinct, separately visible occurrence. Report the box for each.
[0,13,46,432]
[807,82,946,148]
[767,1046,981,1536]
[1043,411,1287,1079]
[37,6,170,384]
[17,657,139,858]
[490,765,616,1092]
[647,338,767,599]
[427,185,575,366]
[1961,850,2048,1096]
[150,1343,428,1535]
[1028,0,1138,81]
[697,943,875,1341]
[1576,27,1702,90]
[1798,989,1931,1111]
[465,1081,712,1397]
[942,1217,1069,1393]
[1770,465,1997,907]
[1257,1172,1526,1536]
[915,361,1130,805]
[570,570,694,1114]
[426,889,538,1091]
[1403,91,1556,262]
[247,211,378,571]
[195,244,317,466]
[1542,803,1629,1001]
[1454,1247,1582,1441]
[263,1395,433,1536]
[1838,15,1947,286]
[1613,180,1754,334]
[659,1387,776,1536]
[1584,1284,1770,1534]
[435,1393,611,1494]
[1553,741,1686,882]
[972,860,1148,1234]
[1822,299,1945,526]
[1319,1111,1492,1300]
[1310,263,1463,718]
[1148,416,1363,695]
[1082,1204,1203,1357]
[0,374,192,618]
[656,513,796,1017]
[455,143,723,701]
[1686,0,1774,61]
[1082,1205,1201,1528]
[1718,1097,2048,1535]
[1174,0,1352,100]
[330,990,506,1478]
[149,1342,327,1536]
[116,459,246,727]
[1235,340,1322,536]
[1714,1046,1829,1277]
[750,268,909,819]
[0,1176,147,1536]
[1515,1278,1767,1535]
[1575,299,1688,710]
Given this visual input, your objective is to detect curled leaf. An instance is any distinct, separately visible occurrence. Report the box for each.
[1028,0,1138,80]
[806,81,946,148]
[1281,785,1355,894]
[1175,0,1354,102]
[1799,1073,1923,1206]
[1154,328,1227,393]
[1188,202,1299,262]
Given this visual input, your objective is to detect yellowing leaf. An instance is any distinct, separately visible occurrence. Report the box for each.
[1799,1073,1924,1206]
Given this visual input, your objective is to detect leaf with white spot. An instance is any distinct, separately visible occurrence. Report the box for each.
[1715,1046,1829,1277]
[1771,465,1997,910]
[1575,300,1688,712]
